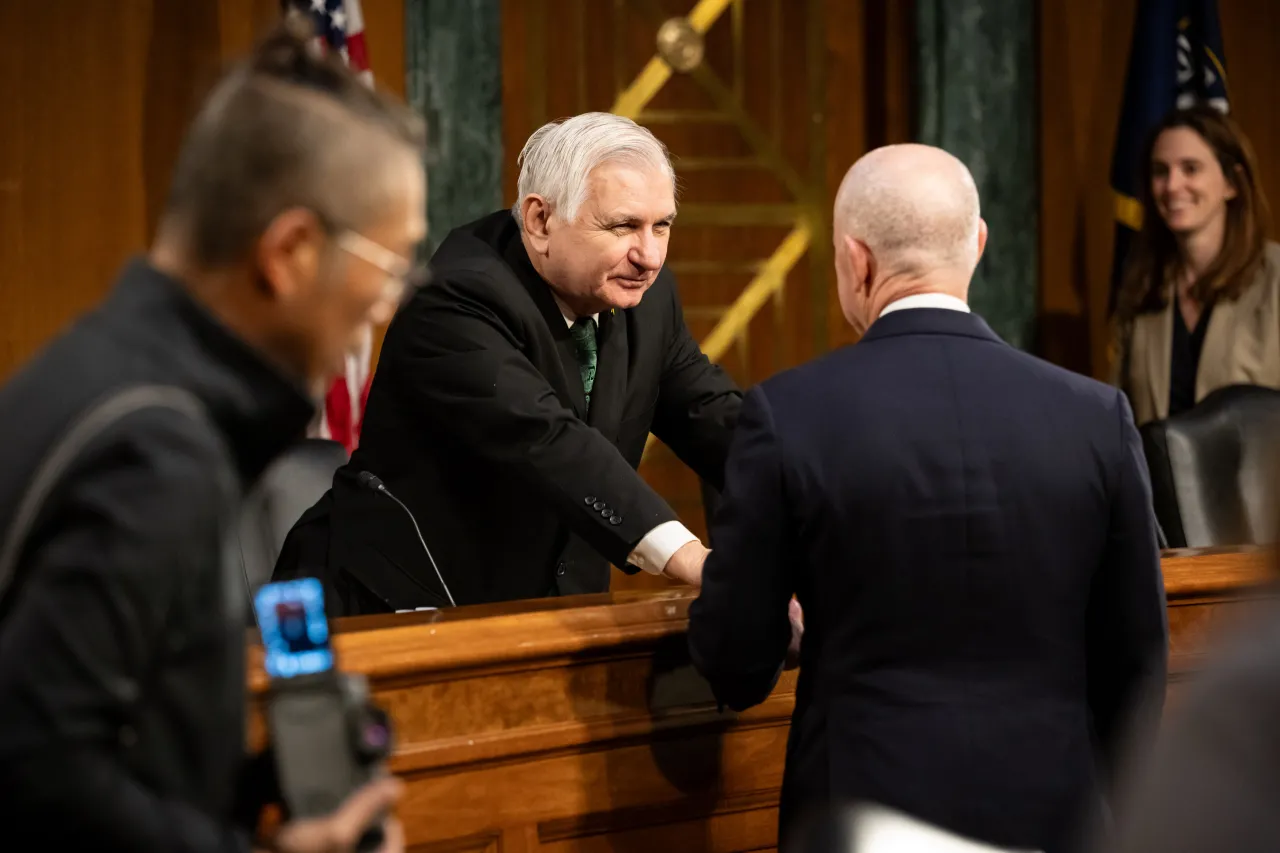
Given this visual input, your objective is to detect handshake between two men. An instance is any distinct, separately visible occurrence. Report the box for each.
[667,539,804,673]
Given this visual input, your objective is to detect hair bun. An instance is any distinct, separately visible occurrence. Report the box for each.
[280,6,316,39]
[246,9,350,91]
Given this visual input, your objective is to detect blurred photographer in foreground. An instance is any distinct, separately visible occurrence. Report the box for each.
[0,17,424,853]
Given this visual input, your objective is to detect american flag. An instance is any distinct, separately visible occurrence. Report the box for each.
[292,0,374,85]
[286,0,375,453]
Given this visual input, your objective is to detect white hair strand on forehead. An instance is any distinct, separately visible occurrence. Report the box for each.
[512,112,676,226]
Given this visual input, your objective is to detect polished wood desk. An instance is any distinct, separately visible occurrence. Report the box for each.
[1162,547,1275,698]
[249,547,1274,852]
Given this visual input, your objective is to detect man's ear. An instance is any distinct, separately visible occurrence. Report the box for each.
[847,235,875,295]
[975,218,989,265]
[521,195,554,255]
[255,207,327,302]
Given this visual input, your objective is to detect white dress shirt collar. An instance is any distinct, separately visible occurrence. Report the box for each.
[551,292,600,329]
[878,292,971,318]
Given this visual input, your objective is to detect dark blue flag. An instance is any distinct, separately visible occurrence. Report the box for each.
[1108,0,1229,313]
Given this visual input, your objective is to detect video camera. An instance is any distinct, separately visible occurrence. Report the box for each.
[254,578,395,851]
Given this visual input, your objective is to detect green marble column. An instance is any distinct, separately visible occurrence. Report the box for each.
[916,0,1037,350]
[404,0,504,258]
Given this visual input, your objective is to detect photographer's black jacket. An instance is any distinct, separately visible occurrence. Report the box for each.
[0,260,313,851]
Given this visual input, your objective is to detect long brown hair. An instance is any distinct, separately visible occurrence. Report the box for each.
[1115,106,1271,321]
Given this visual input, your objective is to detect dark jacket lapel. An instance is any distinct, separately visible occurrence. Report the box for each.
[500,233,588,418]
[554,334,588,418]
[587,309,627,442]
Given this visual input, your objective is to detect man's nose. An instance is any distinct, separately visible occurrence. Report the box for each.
[629,231,665,270]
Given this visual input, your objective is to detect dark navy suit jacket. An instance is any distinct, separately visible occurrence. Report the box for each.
[687,307,1169,853]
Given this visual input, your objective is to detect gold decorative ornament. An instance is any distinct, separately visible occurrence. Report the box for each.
[656,17,704,73]
[604,0,831,466]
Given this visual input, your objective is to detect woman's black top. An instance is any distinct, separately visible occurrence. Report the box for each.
[1169,298,1214,417]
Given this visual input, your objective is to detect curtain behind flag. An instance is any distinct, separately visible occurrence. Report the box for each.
[284,0,376,454]
[1108,0,1229,315]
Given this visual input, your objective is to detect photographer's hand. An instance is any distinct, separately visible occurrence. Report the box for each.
[260,777,404,853]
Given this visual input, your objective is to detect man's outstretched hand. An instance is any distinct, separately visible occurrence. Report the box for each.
[662,540,710,587]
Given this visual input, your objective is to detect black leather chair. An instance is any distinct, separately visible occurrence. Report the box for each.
[233,438,348,599]
[1140,384,1280,549]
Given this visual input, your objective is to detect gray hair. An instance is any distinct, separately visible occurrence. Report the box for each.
[834,144,981,275]
[512,112,676,226]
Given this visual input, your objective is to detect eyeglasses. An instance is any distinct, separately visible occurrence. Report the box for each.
[335,230,429,307]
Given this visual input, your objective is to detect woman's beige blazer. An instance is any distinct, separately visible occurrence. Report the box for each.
[1115,242,1280,426]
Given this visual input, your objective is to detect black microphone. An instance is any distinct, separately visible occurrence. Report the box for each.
[356,471,456,607]
[356,471,385,491]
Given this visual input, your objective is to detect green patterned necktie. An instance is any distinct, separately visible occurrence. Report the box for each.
[568,317,598,414]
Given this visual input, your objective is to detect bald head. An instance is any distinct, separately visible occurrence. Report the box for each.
[831,145,985,333]
[835,144,981,276]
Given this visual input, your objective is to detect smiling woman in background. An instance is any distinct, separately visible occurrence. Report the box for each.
[1112,105,1279,427]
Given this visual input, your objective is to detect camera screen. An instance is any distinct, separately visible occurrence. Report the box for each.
[254,577,334,679]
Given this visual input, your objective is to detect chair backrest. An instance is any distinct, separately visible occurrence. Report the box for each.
[1140,384,1280,548]
[235,438,348,597]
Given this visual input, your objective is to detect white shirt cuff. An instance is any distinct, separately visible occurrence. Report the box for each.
[627,520,699,575]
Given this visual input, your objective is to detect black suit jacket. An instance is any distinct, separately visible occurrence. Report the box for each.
[687,308,1169,853]
[275,212,741,612]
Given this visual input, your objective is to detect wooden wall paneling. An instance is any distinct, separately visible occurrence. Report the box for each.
[217,0,282,61]
[0,0,157,380]
[647,0,817,542]
[1036,0,1086,373]
[823,0,914,353]
[1218,1,1280,242]
[146,1,225,241]
[356,0,406,99]
[499,0,531,204]
[1036,0,1133,378]
[0,0,408,381]
[857,0,914,158]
